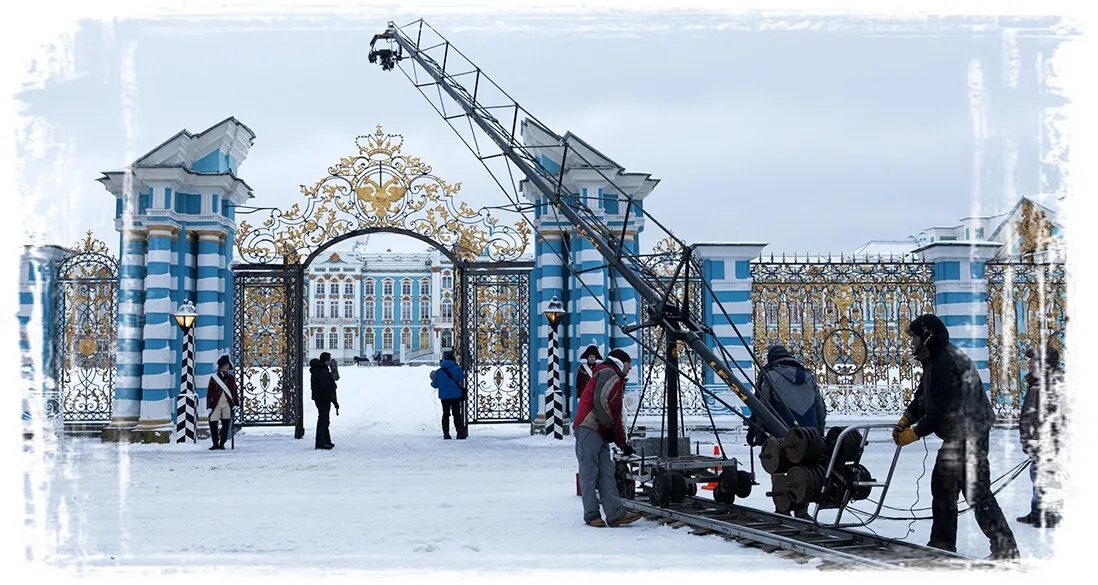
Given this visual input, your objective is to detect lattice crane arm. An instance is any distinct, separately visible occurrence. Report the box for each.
[368,20,790,440]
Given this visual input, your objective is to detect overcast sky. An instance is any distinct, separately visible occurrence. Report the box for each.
[16,12,1068,255]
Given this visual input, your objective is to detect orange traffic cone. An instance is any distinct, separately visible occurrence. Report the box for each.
[702,445,722,490]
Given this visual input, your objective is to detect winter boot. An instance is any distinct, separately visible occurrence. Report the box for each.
[442,417,452,440]
[218,420,230,450]
[1035,511,1061,528]
[209,421,221,450]
[608,511,643,527]
[456,424,468,440]
[1016,511,1038,524]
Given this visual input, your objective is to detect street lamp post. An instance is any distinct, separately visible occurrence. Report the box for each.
[543,296,567,440]
[173,300,198,444]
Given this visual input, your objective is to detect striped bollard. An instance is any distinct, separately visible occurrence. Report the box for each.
[545,319,566,440]
[174,326,198,443]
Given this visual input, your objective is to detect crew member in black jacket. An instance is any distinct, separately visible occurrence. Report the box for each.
[893,314,1019,560]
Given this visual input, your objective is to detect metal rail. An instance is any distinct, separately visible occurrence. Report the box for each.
[622,496,1003,570]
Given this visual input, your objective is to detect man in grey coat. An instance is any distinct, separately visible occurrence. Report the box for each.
[746,345,826,446]
[746,345,826,519]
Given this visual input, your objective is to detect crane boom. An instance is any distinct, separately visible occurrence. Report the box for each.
[369,20,791,440]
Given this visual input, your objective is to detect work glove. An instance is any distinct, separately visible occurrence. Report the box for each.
[892,415,911,443]
[620,445,636,457]
[894,427,919,447]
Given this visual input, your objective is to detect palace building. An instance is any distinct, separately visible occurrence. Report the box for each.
[304,242,457,365]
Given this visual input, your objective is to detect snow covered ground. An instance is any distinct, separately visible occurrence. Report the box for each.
[22,366,1071,576]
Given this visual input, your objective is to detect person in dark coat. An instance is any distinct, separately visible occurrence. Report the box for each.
[205,354,238,451]
[573,344,602,418]
[1017,345,1063,528]
[746,345,826,446]
[893,314,1019,560]
[747,345,825,519]
[572,349,642,528]
[311,354,339,450]
[430,351,467,440]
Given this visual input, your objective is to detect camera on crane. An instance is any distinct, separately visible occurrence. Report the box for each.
[368,33,402,71]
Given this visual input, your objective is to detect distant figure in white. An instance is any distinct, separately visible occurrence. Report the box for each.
[205,354,238,451]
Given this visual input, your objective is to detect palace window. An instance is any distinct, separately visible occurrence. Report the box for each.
[441,330,453,348]
[420,278,431,296]
[344,283,354,296]
[345,300,354,319]
[364,328,375,347]
[316,283,325,297]
[315,332,324,349]
[316,303,325,319]
[344,329,354,350]
[329,331,338,350]
[363,279,374,296]
[419,327,430,348]
[330,302,339,319]
[420,298,430,319]
[401,280,412,296]
[383,328,393,349]
[401,328,412,348]
[441,271,453,290]
[364,297,375,322]
[401,299,412,321]
[383,300,394,321]
[383,279,394,296]
[441,299,453,322]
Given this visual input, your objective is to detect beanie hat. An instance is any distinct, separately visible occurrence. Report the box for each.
[908,314,950,343]
[766,345,795,364]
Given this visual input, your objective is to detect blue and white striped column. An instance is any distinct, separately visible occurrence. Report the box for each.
[533,232,566,423]
[570,233,610,389]
[107,229,148,431]
[194,230,226,423]
[608,234,640,386]
[916,241,1001,395]
[134,225,178,434]
[694,243,767,417]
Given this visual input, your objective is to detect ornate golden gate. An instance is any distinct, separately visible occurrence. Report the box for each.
[53,232,118,427]
[233,126,531,432]
[751,257,935,416]
[986,200,1067,419]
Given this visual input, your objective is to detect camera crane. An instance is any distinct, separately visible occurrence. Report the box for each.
[369,20,893,519]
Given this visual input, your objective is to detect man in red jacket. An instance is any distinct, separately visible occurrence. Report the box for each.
[206,354,238,451]
[572,349,642,528]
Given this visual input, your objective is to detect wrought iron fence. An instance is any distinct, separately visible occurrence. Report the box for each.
[751,256,935,417]
[986,261,1066,419]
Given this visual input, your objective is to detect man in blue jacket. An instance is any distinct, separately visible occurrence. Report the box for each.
[431,351,467,440]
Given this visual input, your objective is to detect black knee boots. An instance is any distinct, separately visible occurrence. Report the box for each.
[209,421,221,450]
[218,421,230,449]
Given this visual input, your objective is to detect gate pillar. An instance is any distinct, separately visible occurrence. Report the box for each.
[914,241,1002,396]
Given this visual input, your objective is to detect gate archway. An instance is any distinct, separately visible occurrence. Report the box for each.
[232,126,532,436]
[54,232,119,429]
